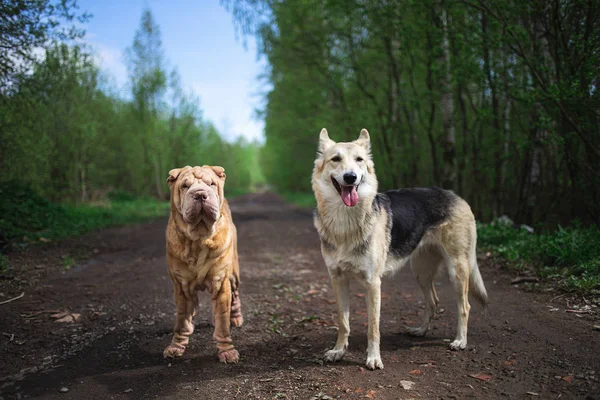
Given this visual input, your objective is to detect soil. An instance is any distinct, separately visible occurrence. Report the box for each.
[0,193,599,400]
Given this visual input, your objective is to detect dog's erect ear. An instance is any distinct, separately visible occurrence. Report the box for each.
[358,128,370,141]
[210,166,226,180]
[167,168,182,186]
[318,128,335,155]
[356,128,371,151]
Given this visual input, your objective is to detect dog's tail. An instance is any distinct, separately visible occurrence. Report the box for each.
[469,260,489,310]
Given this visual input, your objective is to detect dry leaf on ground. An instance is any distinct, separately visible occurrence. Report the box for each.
[469,373,492,382]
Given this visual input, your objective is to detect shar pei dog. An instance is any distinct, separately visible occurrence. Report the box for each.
[163,165,243,363]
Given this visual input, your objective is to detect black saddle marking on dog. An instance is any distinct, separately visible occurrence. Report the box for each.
[376,187,456,258]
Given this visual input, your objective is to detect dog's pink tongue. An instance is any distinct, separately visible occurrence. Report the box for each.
[341,186,359,207]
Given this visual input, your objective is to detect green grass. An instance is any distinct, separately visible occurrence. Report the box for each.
[62,255,77,270]
[0,181,170,244]
[0,181,253,245]
[280,192,316,208]
[225,188,252,199]
[0,254,9,272]
[478,221,600,293]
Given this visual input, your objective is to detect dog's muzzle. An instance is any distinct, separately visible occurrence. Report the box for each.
[331,175,359,207]
[182,185,220,225]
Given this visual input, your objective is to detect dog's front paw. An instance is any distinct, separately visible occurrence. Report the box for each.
[449,339,467,351]
[365,355,384,370]
[163,343,186,358]
[324,348,345,363]
[218,348,240,363]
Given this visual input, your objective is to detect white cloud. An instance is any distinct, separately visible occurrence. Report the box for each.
[88,40,128,88]
[191,81,264,143]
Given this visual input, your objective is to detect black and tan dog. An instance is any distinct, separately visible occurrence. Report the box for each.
[163,165,243,363]
[312,129,488,370]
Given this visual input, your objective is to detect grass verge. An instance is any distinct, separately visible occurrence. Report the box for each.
[0,182,169,244]
[478,221,600,294]
[280,192,316,208]
[0,182,253,246]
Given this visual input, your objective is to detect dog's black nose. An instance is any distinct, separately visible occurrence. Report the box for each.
[343,172,357,184]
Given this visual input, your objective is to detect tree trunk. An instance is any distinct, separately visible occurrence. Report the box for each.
[500,32,512,213]
[481,13,502,216]
[525,103,545,224]
[439,0,456,190]
[457,80,469,198]
[154,157,164,199]
[80,167,87,203]
[425,26,440,185]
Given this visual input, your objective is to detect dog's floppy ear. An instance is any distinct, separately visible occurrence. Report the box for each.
[167,168,182,186]
[317,128,335,155]
[356,128,371,151]
[210,166,226,180]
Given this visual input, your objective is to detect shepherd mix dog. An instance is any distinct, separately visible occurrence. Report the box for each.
[163,165,243,363]
[312,129,488,370]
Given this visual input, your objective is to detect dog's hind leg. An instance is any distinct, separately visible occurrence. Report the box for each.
[229,226,244,328]
[229,285,243,328]
[164,278,196,358]
[447,255,471,350]
[324,276,350,363]
[404,250,442,337]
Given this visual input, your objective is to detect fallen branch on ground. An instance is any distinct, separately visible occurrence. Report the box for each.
[0,292,24,305]
[511,277,539,284]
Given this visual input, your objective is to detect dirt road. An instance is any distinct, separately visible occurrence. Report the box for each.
[1,193,599,400]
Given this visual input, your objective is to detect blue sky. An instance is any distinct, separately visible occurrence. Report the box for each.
[77,0,267,143]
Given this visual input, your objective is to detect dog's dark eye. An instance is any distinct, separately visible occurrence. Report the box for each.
[356,157,364,162]
[181,182,189,189]
[331,156,341,162]
[210,182,216,186]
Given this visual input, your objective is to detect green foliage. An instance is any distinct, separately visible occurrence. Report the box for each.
[0,180,169,243]
[62,256,76,270]
[0,0,90,90]
[226,0,600,226]
[0,254,9,272]
[0,6,261,222]
[478,221,600,293]
[280,192,317,209]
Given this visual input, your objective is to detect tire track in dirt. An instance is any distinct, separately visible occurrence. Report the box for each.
[1,193,598,399]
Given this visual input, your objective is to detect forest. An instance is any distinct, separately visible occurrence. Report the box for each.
[0,2,261,207]
[0,1,598,289]
[225,0,600,227]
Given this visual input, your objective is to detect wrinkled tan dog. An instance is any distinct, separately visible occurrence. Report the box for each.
[163,165,243,363]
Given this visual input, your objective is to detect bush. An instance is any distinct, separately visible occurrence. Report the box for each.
[0,180,169,243]
[478,220,600,292]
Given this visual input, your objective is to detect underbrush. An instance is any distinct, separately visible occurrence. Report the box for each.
[280,192,316,208]
[478,221,600,293]
[0,181,169,244]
